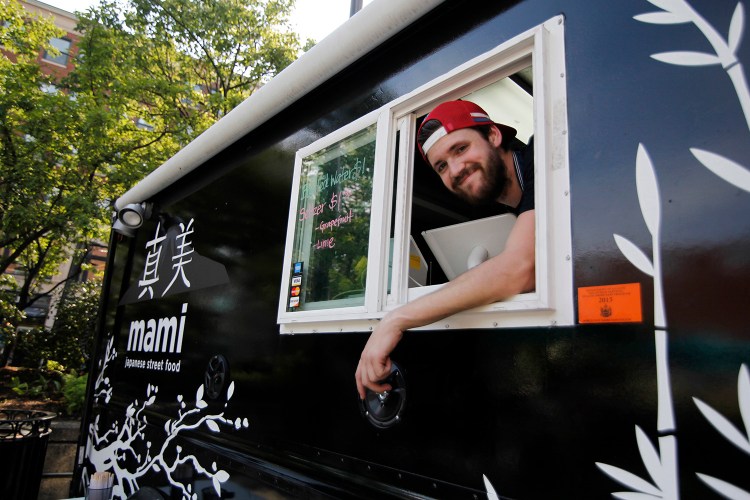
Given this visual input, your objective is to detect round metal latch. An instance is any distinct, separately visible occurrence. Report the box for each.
[359,362,406,429]
[204,354,229,400]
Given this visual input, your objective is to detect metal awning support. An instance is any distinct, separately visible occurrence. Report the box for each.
[350,0,363,17]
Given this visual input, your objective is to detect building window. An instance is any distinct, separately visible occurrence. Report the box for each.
[24,296,50,324]
[40,82,58,94]
[278,16,572,333]
[135,118,154,131]
[43,37,71,66]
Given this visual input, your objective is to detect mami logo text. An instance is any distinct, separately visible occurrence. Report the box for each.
[127,303,188,353]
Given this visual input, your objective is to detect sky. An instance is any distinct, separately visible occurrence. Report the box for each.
[39,0,372,43]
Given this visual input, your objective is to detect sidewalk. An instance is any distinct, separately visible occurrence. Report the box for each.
[39,418,81,500]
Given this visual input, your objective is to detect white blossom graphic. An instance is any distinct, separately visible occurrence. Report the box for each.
[86,338,249,499]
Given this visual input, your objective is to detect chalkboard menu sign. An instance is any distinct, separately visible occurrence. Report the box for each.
[286,123,376,311]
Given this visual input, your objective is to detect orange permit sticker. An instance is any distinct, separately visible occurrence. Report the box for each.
[578,283,642,324]
[409,254,422,270]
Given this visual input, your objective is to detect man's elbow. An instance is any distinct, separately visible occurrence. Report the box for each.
[513,257,536,294]
[485,255,535,300]
[519,260,535,293]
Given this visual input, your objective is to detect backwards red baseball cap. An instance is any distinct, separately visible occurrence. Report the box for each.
[417,100,517,162]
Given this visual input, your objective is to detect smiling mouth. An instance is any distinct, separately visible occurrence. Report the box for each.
[454,165,479,189]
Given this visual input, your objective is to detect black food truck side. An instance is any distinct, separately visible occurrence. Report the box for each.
[73,0,750,498]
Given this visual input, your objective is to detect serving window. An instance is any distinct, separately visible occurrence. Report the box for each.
[287,123,376,311]
[278,16,572,333]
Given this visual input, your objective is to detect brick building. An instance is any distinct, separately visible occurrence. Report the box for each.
[2,1,106,332]
[21,0,80,79]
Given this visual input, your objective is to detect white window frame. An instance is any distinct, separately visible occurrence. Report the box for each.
[277,110,391,331]
[278,16,572,333]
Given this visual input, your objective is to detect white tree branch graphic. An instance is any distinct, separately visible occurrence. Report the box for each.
[636,0,750,131]
[597,144,679,500]
[483,474,500,500]
[689,149,750,193]
[93,337,116,404]
[597,426,674,498]
[693,364,750,499]
[637,0,750,196]
[595,2,750,498]
[482,2,750,499]
[87,338,249,499]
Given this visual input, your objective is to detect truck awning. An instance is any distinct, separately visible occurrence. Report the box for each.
[115,0,446,210]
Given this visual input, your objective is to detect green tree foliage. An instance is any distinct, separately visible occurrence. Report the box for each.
[0,275,24,351]
[9,279,100,370]
[0,0,82,310]
[0,0,303,362]
[124,0,302,116]
[46,278,102,370]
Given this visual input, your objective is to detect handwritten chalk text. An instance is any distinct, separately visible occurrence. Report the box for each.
[299,202,326,221]
[317,209,354,233]
[299,159,367,201]
[314,237,335,250]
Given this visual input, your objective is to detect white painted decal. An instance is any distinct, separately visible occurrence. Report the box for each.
[486,2,750,497]
[126,303,188,354]
[594,2,750,499]
[120,217,229,305]
[86,337,250,499]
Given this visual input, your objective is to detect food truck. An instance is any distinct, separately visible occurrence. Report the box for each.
[73,0,750,497]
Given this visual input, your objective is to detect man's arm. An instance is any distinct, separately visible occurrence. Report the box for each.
[355,210,536,398]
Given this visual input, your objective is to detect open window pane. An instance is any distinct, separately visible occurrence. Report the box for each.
[285,123,377,312]
[279,16,572,333]
[393,71,534,292]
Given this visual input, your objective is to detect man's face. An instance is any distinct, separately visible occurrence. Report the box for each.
[425,126,509,206]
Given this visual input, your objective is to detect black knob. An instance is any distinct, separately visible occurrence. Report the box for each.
[360,362,406,429]
[204,354,229,400]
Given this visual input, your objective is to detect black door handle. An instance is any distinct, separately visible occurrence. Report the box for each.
[359,362,407,429]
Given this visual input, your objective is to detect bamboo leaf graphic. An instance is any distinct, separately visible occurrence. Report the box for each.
[635,144,661,237]
[652,51,722,66]
[646,0,682,11]
[697,473,750,500]
[635,426,664,490]
[614,235,655,276]
[691,148,750,192]
[612,493,663,500]
[206,420,220,433]
[595,463,662,496]
[693,397,750,454]
[739,365,750,442]
[483,475,500,500]
[635,12,691,24]
[729,2,745,54]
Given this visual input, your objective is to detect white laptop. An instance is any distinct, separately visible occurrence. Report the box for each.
[422,213,517,280]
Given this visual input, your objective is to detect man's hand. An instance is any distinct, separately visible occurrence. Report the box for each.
[355,317,404,399]
[354,210,535,399]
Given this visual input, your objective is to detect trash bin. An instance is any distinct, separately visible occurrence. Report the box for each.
[0,409,56,500]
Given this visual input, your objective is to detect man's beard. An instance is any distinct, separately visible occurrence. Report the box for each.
[453,149,510,206]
